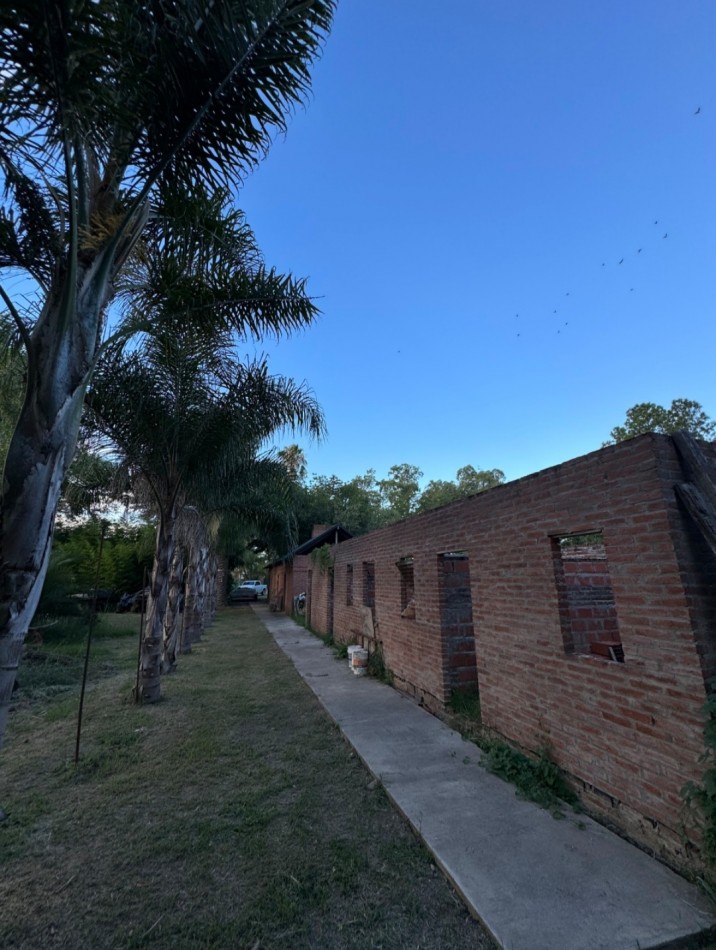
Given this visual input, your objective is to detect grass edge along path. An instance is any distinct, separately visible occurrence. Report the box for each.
[0,607,494,949]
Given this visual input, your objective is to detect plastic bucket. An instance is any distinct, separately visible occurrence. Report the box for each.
[347,645,362,669]
[351,647,369,676]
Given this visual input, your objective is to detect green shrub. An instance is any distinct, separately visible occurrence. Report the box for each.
[367,645,392,684]
[447,688,481,723]
[682,684,716,869]
[481,739,579,816]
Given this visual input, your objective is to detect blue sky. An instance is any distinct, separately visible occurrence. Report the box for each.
[240,0,716,487]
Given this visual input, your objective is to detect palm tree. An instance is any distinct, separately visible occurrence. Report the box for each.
[0,0,334,745]
[278,444,308,482]
[162,460,301,672]
[88,325,324,702]
[91,189,325,702]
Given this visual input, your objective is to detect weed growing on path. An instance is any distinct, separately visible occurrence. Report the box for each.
[481,738,580,817]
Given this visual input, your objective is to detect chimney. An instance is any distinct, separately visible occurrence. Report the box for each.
[311,524,331,538]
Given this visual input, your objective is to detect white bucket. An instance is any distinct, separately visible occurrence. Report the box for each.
[351,647,369,676]
[347,645,362,669]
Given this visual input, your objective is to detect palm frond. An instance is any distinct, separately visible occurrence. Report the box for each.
[130,0,336,191]
[59,446,118,517]
[0,1,335,195]
[116,187,319,343]
[0,0,335,342]
[0,150,61,287]
[87,331,324,520]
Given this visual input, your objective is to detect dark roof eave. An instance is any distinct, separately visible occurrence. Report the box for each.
[267,524,352,568]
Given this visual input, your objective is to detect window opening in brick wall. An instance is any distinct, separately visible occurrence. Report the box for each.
[396,556,415,618]
[346,564,353,606]
[362,561,375,609]
[552,531,624,662]
[437,552,479,696]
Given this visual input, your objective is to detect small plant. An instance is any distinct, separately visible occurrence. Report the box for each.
[310,544,333,574]
[481,738,579,816]
[447,688,481,723]
[306,625,350,660]
[333,641,349,661]
[682,683,716,870]
[367,644,392,684]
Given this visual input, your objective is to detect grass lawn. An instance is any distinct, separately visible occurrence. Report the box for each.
[1,607,494,949]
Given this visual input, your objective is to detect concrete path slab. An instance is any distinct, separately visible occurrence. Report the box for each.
[254,606,716,950]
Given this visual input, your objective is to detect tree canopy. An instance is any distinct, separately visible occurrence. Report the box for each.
[290,460,506,542]
[418,465,505,512]
[605,399,716,445]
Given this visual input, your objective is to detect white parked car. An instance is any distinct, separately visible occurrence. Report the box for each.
[240,580,267,597]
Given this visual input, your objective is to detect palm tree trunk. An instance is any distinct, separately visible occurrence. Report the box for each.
[0,193,148,745]
[183,541,203,649]
[216,555,229,608]
[161,545,184,673]
[191,543,209,645]
[205,552,218,626]
[0,290,101,746]
[193,545,206,644]
[181,552,196,655]
[139,508,176,702]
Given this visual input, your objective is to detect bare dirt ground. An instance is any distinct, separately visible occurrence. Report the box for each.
[0,608,494,949]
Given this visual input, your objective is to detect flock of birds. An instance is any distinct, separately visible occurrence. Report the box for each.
[513,219,671,339]
[511,107,703,341]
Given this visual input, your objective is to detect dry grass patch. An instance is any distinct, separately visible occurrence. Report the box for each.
[1,608,493,949]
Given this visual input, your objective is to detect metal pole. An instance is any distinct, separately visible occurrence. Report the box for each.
[75,523,106,764]
[134,567,148,703]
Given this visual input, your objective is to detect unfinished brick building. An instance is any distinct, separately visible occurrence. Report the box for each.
[271,434,716,869]
[267,524,351,616]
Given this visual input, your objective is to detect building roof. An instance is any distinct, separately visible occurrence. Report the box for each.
[269,524,353,567]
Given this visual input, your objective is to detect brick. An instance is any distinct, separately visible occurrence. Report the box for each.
[270,433,716,869]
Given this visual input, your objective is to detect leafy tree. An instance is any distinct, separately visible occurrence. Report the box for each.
[418,465,505,513]
[294,462,507,539]
[417,479,462,511]
[378,464,423,522]
[0,0,335,744]
[455,465,505,494]
[53,522,154,596]
[296,471,385,539]
[605,399,716,445]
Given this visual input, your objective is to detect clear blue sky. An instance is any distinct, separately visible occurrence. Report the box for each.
[240,0,716,487]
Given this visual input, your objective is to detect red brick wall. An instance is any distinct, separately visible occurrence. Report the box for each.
[268,562,286,611]
[290,556,310,613]
[308,560,334,634]
[268,556,310,613]
[308,434,716,868]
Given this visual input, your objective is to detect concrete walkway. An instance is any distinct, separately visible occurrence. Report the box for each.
[254,606,716,950]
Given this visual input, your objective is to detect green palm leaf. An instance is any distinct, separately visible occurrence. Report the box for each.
[118,188,319,342]
[0,1,336,197]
